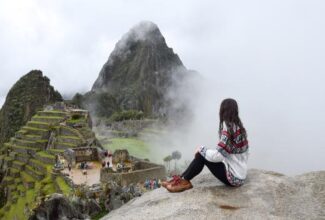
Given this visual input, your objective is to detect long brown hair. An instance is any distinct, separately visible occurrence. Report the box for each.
[219,98,247,138]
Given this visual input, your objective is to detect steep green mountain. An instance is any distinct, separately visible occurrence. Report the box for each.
[0,70,62,146]
[78,21,194,119]
[0,105,99,220]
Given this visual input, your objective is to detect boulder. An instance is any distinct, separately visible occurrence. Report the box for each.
[29,194,89,220]
[101,169,325,220]
[113,149,130,163]
[104,182,142,212]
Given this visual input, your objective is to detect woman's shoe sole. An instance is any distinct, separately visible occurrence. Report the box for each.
[167,185,193,193]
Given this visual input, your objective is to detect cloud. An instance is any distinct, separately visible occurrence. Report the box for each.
[0,0,325,174]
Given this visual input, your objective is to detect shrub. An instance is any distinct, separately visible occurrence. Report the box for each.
[71,114,82,120]
[109,110,144,122]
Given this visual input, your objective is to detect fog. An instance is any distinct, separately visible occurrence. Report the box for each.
[0,0,325,175]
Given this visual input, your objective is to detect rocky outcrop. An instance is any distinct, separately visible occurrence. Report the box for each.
[78,21,197,119]
[29,182,144,220]
[0,70,62,146]
[29,194,90,220]
[102,169,325,220]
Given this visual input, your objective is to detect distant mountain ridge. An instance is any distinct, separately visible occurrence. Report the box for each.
[79,21,196,119]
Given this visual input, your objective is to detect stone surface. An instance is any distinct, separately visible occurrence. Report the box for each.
[112,149,130,163]
[29,193,89,220]
[102,181,143,212]
[102,169,325,220]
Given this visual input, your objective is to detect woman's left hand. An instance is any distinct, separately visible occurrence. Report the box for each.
[194,146,201,154]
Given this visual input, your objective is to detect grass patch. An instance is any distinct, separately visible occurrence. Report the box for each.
[55,142,77,147]
[21,171,34,183]
[39,110,65,113]
[13,160,25,166]
[0,161,64,219]
[17,184,26,192]
[48,148,65,154]
[1,186,36,220]
[103,137,150,160]
[27,121,50,125]
[29,158,46,169]
[58,135,81,140]
[41,182,56,195]
[22,126,48,131]
[67,118,86,124]
[4,156,14,161]
[36,139,49,143]
[56,176,71,195]
[3,176,14,182]
[15,139,35,144]
[25,134,41,138]
[12,145,39,152]
[10,167,20,174]
[92,210,109,220]
[36,151,55,159]
[32,115,64,119]
[25,165,44,176]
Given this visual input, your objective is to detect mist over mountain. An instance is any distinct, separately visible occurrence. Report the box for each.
[78,21,197,120]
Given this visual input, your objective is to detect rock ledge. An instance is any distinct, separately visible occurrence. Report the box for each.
[102,169,325,220]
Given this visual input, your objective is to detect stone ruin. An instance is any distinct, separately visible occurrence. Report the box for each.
[0,101,166,219]
[112,149,130,163]
[0,102,105,219]
[64,147,100,165]
[100,149,166,186]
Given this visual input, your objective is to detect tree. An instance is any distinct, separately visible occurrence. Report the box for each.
[171,151,182,171]
[163,155,172,171]
[71,93,83,108]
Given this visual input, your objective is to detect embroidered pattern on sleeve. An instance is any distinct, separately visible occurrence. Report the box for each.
[217,129,248,154]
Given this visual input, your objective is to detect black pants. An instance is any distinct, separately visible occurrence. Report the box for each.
[181,153,232,186]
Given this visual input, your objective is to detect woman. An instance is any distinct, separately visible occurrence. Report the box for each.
[163,98,249,192]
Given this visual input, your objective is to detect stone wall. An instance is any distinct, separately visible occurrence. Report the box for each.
[112,149,129,163]
[64,147,99,165]
[100,161,166,186]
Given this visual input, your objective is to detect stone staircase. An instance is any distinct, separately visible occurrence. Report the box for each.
[1,110,72,191]
[0,107,94,219]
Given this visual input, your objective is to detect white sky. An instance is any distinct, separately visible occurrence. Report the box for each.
[0,0,325,174]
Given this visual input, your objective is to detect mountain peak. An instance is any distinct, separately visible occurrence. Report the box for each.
[88,21,191,118]
[107,21,166,63]
[91,21,183,91]
[0,70,62,145]
[121,21,163,44]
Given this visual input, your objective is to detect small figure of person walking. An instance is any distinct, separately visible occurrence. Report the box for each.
[68,163,72,176]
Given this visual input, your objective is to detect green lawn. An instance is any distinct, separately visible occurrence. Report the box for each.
[102,138,150,160]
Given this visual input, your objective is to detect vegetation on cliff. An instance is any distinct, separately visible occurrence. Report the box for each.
[0,104,99,220]
[0,70,62,146]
